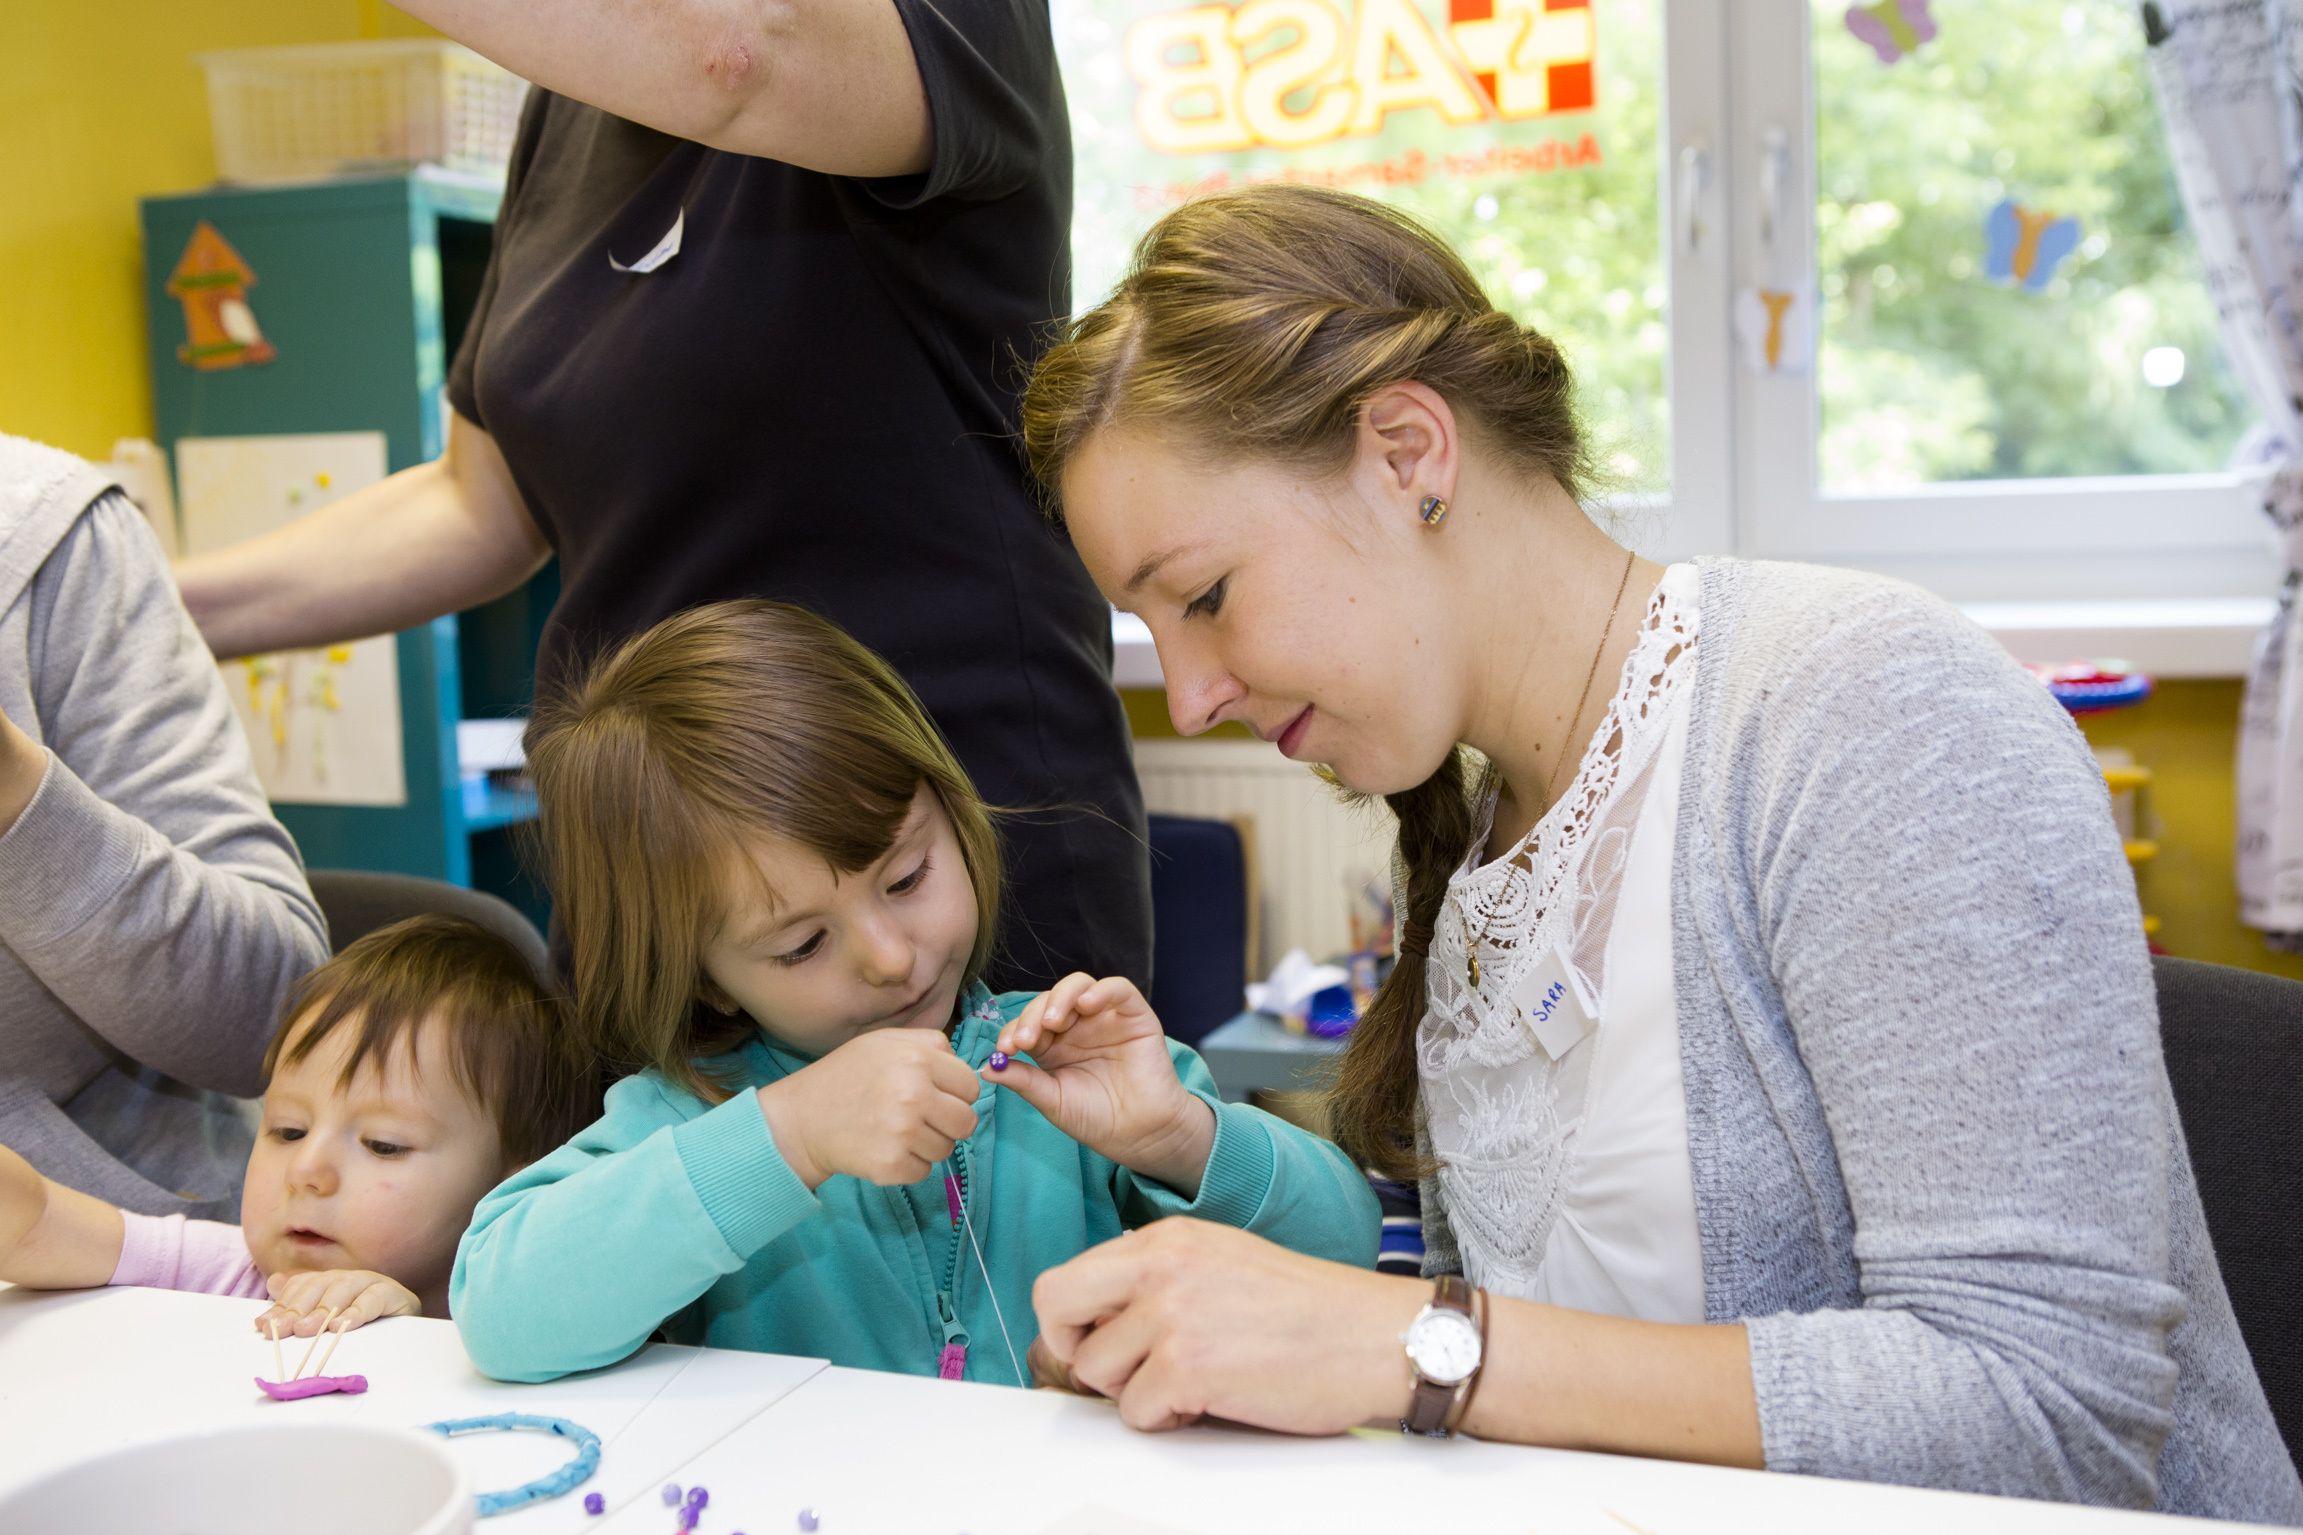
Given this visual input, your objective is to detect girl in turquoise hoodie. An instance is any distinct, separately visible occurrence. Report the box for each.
[451,600,1378,1384]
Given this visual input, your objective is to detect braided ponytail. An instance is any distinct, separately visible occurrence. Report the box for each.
[1327,748,1494,1178]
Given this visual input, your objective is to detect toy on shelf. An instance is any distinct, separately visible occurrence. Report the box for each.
[2028,661,2163,944]
[2029,660,2152,714]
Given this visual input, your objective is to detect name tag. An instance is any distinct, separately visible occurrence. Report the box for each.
[1510,943,1597,1060]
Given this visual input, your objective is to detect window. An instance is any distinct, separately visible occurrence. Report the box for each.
[1054,0,2272,601]
[1056,0,1672,493]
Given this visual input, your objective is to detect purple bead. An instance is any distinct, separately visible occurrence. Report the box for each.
[687,1488,710,1510]
[584,1493,605,1516]
[664,1484,684,1507]
[988,1051,1009,1072]
[798,1510,820,1532]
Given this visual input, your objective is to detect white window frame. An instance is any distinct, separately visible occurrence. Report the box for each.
[1084,0,2284,687]
[1700,0,2277,603]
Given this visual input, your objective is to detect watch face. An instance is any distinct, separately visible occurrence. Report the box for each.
[1406,1309,1481,1386]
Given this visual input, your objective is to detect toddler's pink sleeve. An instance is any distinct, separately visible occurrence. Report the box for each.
[109,1211,269,1300]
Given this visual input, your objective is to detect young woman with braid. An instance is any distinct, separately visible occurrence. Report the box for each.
[1003,184,2301,1523]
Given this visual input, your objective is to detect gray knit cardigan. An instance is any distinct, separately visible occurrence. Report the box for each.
[1418,558,2303,1524]
[0,435,327,1217]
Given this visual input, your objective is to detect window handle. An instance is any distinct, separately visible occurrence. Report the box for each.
[1757,126,1790,254]
[1677,138,1712,255]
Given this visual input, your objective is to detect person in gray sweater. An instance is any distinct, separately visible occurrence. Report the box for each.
[1010,186,2303,1525]
[0,433,327,1219]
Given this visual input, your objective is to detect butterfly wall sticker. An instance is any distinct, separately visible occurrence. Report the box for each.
[1845,0,1937,64]
[1984,198,2081,291]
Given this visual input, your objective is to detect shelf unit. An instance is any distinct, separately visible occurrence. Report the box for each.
[142,169,551,925]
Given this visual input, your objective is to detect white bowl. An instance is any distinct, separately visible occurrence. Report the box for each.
[0,1420,472,1535]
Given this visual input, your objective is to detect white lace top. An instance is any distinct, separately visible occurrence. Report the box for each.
[1419,562,1705,1320]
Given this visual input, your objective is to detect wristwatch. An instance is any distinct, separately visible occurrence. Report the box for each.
[1400,1274,1488,1437]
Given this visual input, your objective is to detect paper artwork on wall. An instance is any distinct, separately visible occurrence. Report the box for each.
[175,432,407,807]
[168,221,276,373]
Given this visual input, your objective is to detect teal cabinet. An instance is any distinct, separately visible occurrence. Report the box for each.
[141,170,550,921]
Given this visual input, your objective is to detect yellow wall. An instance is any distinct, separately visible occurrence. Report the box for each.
[0,2,437,461]
[2077,680,2303,981]
[1127,680,2303,981]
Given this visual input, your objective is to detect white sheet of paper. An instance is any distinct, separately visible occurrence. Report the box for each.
[175,432,405,807]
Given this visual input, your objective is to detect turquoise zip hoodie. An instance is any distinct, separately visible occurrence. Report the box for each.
[452,985,1379,1383]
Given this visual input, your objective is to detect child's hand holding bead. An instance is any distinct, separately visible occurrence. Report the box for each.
[989,974,1216,1196]
[758,1028,981,1189]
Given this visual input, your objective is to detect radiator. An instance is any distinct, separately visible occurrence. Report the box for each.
[1132,739,1397,973]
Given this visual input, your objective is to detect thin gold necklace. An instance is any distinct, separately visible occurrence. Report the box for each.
[1467,547,1638,990]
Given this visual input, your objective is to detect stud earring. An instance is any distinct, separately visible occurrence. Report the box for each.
[1418,494,1449,528]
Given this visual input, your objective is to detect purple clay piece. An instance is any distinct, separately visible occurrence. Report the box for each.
[254,1374,368,1401]
[798,1510,821,1532]
[584,1493,606,1516]
[988,1050,1009,1072]
[664,1484,684,1507]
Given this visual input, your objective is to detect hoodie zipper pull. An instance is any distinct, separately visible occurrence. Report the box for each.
[936,1289,969,1380]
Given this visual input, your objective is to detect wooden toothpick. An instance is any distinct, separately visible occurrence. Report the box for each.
[312,1318,347,1379]
[267,1316,285,1382]
[291,1308,337,1381]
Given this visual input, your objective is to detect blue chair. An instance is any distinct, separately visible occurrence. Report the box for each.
[1145,814,1253,1050]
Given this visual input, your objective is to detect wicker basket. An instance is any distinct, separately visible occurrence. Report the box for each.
[196,40,528,183]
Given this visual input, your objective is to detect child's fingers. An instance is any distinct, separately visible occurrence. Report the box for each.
[335,1279,419,1331]
[981,1053,1058,1117]
[924,1048,983,1105]
[287,1273,370,1330]
[923,1092,978,1146]
[263,1273,337,1333]
[1006,972,1097,1054]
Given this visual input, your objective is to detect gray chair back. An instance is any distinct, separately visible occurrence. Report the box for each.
[2152,955,2303,1466]
[306,869,551,985]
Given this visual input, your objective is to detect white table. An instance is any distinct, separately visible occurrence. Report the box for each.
[0,1285,2268,1533]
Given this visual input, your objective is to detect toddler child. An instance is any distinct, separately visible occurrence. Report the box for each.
[0,915,597,1341]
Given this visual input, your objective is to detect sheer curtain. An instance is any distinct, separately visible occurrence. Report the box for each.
[2146,0,2303,940]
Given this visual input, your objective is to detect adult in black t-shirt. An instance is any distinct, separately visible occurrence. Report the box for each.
[176,0,1151,992]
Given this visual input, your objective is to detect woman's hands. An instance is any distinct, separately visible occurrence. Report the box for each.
[256,1269,421,1339]
[1030,1219,1423,1433]
[1033,1221,1765,1466]
[757,1029,980,1190]
[990,974,1215,1196]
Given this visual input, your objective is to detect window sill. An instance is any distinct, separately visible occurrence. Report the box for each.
[1111,598,2277,690]
[1958,596,2273,679]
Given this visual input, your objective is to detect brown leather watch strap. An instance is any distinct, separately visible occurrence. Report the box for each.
[1402,1275,1476,1437]
[1442,1285,1490,1435]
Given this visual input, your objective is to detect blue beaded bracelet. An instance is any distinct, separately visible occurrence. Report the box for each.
[425,1413,603,1518]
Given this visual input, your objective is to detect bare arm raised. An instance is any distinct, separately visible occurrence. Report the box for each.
[389,0,932,176]
[175,411,550,662]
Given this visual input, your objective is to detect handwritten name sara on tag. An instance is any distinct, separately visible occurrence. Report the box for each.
[1510,943,1596,1060]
